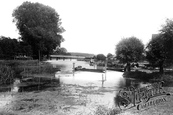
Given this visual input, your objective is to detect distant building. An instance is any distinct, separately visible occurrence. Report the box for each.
[69,52,95,58]
[50,52,95,61]
[50,55,85,61]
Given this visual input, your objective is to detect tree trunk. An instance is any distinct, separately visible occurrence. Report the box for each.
[124,62,131,72]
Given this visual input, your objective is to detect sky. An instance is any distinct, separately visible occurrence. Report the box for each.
[0,0,173,55]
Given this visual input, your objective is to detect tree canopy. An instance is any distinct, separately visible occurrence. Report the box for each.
[0,36,19,59]
[96,54,106,61]
[0,36,32,59]
[160,19,173,63]
[115,37,144,64]
[53,47,70,55]
[146,19,173,73]
[12,1,65,59]
[107,53,113,59]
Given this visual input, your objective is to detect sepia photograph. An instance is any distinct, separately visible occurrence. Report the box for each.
[0,0,173,115]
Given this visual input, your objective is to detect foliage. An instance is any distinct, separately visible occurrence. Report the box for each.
[0,36,20,59]
[20,62,60,75]
[160,19,173,64]
[115,37,144,64]
[107,53,113,59]
[146,34,165,72]
[19,41,33,57]
[128,71,173,87]
[0,65,14,85]
[96,62,105,66]
[53,47,70,55]
[146,19,173,72]
[123,71,162,82]
[0,60,59,78]
[0,60,40,78]
[0,36,33,59]
[12,1,65,59]
[96,54,106,61]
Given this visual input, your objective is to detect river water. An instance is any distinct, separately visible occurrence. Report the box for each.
[57,71,124,89]
[0,60,149,114]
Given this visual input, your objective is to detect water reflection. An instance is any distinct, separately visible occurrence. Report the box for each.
[56,70,151,97]
[0,71,148,94]
[56,71,124,89]
[17,77,60,92]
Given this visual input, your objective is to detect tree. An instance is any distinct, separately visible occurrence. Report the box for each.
[59,47,67,54]
[146,19,173,73]
[107,53,113,59]
[160,19,173,64]
[0,36,20,59]
[115,37,144,71]
[53,47,69,55]
[96,54,106,61]
[19,41,33,56]
[12,1,65,59]
[106,53,114,67]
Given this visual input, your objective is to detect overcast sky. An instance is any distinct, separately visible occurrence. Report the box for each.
[0,0,173,55]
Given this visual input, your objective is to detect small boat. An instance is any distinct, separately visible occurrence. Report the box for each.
[75,68,105,73]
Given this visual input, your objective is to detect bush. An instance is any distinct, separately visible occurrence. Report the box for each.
[20,62,60,75]
[123,71,162,82]
[0,60,40,78]
[0,60,59,78]
[123,71,173,86]
[96,61,105,66]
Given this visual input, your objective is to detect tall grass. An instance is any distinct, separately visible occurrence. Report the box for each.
[20,62,60,75]
[0,60,59,79]
[0,60,39,66]
[0,65,14,85]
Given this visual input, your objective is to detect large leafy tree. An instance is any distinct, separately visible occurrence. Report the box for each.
[12,1,65,59]
[160,19,173,64]
[146,19,173,73]
[115,37,144,71]
[18,41,33,56]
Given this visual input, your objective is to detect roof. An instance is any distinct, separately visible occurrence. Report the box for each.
[50,55,85,59]
[68,52,95,57]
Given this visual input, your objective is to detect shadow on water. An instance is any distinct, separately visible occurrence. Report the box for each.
[17,77,61,92]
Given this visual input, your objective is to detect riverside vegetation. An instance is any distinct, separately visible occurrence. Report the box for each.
[0,60,60,86]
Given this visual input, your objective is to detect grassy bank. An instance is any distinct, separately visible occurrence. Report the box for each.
[123,71,173,86]
[0,60,60,85]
